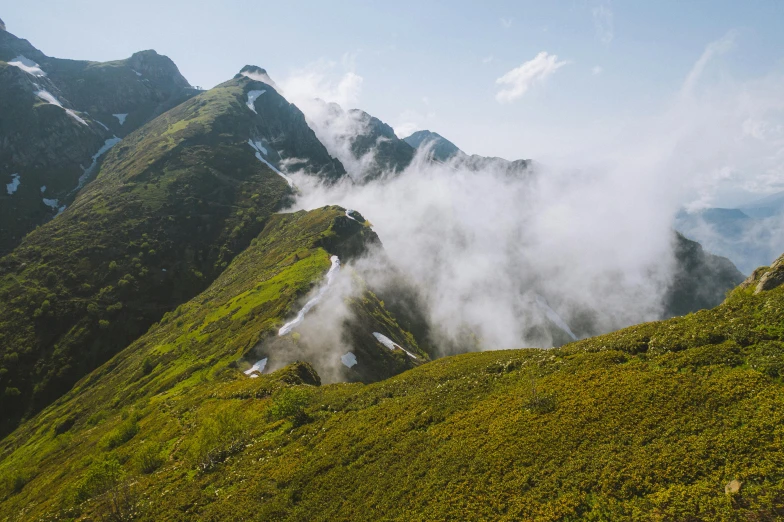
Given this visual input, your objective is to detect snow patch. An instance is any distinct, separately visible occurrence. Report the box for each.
[372,332,418,359]
[246,89,266,113]
[74,137,121,191]
[34,89,88,125]
[40,185,46,193]
[95,120,109,131]
[345,208,358,221]
[132,69,142,77]
[534,294,578,341]
[113,113,128,125]
[6,174,20,195]
[279,256,341,336]
[43,198,59,209]
[244,357,268,376]
[8,55,46,77]
[247,139,296,188]
[341,352,357,368]
[247,138,268,156]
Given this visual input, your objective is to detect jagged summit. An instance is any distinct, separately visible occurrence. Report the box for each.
[0,17,6,31]
[404,129,462,161]
[237,64,277,88]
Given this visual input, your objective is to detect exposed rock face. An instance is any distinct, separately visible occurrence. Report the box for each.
[739,253,784,294]
[0,17,6,31]
[663,233,745,317]
[404,129,461,161]
[0,27,197,254]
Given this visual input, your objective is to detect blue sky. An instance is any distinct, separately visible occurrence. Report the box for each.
[5,1,784,205]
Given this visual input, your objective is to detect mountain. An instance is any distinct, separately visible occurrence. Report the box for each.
[663,232,745,317]
[675,207,784,275]
[297,99,414,181]
[1,249,782,520]
[738,190,784,219]
[0,67,347,435]
[404,129,531,174]
[0,25,198,255]
[404,130,461,161]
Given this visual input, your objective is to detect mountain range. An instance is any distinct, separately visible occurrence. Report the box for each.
[0,23,779,521]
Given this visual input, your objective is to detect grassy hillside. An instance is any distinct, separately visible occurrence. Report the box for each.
[0,76,306,435]
[0,28,197,255]
[1,251,783,520]
[0,205,427,521]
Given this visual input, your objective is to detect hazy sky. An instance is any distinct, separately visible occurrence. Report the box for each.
[5,1,784,205]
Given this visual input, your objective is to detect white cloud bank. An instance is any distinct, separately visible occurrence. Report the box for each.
[495,52,569,103]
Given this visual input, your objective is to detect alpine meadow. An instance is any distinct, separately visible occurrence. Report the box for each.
[2,3,784,521]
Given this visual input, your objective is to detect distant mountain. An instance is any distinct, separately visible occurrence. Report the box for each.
[663,233,745,317]
[737,190,784,219]
[299,99,414,181]
[0,26,198,254]
[0,66,347,435]
[675,206,784,275]
[403,130,461,162]
[404,129,531,174]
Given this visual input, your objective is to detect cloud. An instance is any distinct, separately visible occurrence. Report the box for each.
[592,65,603,76]
[271,33,784,359]
[681,30,737,98]
[495,52,570,103]
[592,1,614,45]
[278,59,364,108]
[500,17,513,29]
[482,55,495,64]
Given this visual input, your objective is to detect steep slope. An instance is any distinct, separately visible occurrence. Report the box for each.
[675,207,784,275]
[297,99,413,181]
[0,25,197,254]
[346,108,415,180]
[0,71,347,435]
[2,253,784,520]
[663,232,745,317]
[0,206,427,520]
[404,129,531,174]
[404,129,461,161]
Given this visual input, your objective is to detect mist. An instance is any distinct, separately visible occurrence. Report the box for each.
[259,34,784,360]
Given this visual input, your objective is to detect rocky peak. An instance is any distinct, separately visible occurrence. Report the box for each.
[237,64,278,89]
[739,253,784,294]
[127,49,191,90]
[0,17,6,31]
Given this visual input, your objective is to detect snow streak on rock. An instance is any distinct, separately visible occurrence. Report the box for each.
[279,256,341,336]
[246,89,266,113]
[372,332,418,359]
[34,88,88,125]
[247,139,295,188]
[74,137,121,192]
[244,357,268,377]
[8,55,46,77]
[534,294,578,341]
[6,174,20,195]
[341,352,358,368]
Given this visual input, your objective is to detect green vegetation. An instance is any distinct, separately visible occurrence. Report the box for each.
[0,248,782,520]
[0,76,293,435]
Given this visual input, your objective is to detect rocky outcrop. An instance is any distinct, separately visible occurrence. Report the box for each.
[664,233,745,317]
[739,253,784,294]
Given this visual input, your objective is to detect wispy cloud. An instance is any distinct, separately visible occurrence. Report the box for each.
[680,30,737,98]
[592,65,603,76]
[592,1,614,46]
[495,52,570,103]
[278,59,363,108]
[482,55,495,64]
[500,17,513,29]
